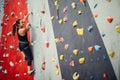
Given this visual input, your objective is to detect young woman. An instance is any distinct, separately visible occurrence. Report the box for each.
[12,13,34,75]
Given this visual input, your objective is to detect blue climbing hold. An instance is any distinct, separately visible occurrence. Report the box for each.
[90,75,94,80]
[94,3,98,8]
[94,45,101,51]
[88,25,93,32]
[103,55,107,60]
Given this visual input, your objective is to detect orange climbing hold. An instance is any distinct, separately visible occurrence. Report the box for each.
[88,46,93,53]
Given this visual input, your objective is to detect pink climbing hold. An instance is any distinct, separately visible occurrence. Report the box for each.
[63,7,67,14]
[40,27,45,33]
[63,17,68,22]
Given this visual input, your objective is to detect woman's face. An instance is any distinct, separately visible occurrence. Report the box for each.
[18,20,24,28]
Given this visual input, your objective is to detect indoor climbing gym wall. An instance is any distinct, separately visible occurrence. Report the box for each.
[0,0,120,80]
[0,0,34,80]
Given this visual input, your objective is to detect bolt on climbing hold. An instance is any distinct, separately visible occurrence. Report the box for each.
[78,10,82,15]
[94,13,98,18]
[69,60,74,67]
[60,55,64,61]
[41,60,46,70]
[73,72,80,80]
[2,69,7,75]
[115,25,120,33]
[59,37,64,43]
[94,45,101,52]
[63,17,68,23]
[73,21,78,27]
[9,61,14,67]
[107,17,113,23]
[51,16,55,20]
[103,73,108,79]
[106,0,111,2]
[64,44,69,50]
[80,0,86,6]
[94,3,98,8]
[59,19,63,24]
[45,41,49,48]
[9,45,14,50]
[79,57,85,64]
[71,2,77,9]
[88,25,93,32]
[40,26,45,33]
[52,56,56,62]
[108,51,115,58]
[88,46,94,53]
[63,7,67,14]
[0,66,2,70]
[55,38,60,43]
[56,69,60,75]
[76,28,84,36]
[54,0,59,6]
[73,49,79,55]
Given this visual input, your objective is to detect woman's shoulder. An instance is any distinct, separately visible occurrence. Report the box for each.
[18,28,26,34]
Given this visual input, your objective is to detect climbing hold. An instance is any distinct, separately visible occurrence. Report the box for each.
[9,45,14,50]
[56,69,60,75]
[103,55,107,60]
[18,2,20,5]
[80,0,86,6]
[102,33,106,37]
[7,31,12,36]
[71,2,77,9]
[51,16,55,20]
[108,51,115,58]
[41,60,46,70]
[73,49,79,55]
[59,19,63,24]
[90,76,94,80]
[45,41,49,48]
[106,0,111,2]
[73,21,78,27]
[2,69,7,75]
[63,17,68,23]
[0,66,2,70]
[40,27,45,33]
[76,28,84,36]
[79,57,85,64]
[15,74,20,77]
[78,10,82,15]
[59,37,64,43]
[64,44,69,50]
[88,46,93,53]
[54,0,59,6]
[55,38,60,43]
[103,73,108,79]
[69,60,74,67]
[11,12,14,17]
[41,10,45,14]
[88,25,93,32]
[73,72,80,80]
[107,17,113,23]
[94,3,98,8]
[94,13,98,18]
[52,56,56,62]
[19,12,22,15]
[9,61,14,67]
[56,64,59,69]
[116,25,120,33]
[60,55,64,60]
[63,7,67,14]
[94,45,101,51]
[0,60,4,63]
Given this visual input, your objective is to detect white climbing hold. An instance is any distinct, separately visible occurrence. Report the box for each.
[0,66,2,70]
[9,61,14,67]
[79,57,85,64]
[9,45,14,50]
[71,2,77,9]
[73,72,80,80]
[64,44,69,50]
[78,10,82,15]
[18,2,20,5]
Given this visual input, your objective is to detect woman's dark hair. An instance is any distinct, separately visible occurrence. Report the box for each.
[12,19,21,36]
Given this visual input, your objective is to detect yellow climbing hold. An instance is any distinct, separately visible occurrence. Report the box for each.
[51,16,55,20]
[73,21,78,27]
[52,56,56,62]
[109,51,115,58]
[116,25,120,33]
[55,38,60,43]
[73,49,79,55]
[78,10,82,15]
[73,72,80,80]
[56,69,60,75]
[76,28,84,36]
[59,19,63,24]
[54,0,59,6]
[79,57,85,64]
[60,55,64,60]
[106,0,111,2]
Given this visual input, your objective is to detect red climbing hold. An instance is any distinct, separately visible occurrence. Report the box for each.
[40,27,45,33]
[46,41,49,48]
[41,10,45,14]
[103,73,108,79]
[107,17,113,23]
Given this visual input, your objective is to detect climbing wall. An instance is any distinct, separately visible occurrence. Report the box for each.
[48,0,117,80]
[0,0,33,80]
